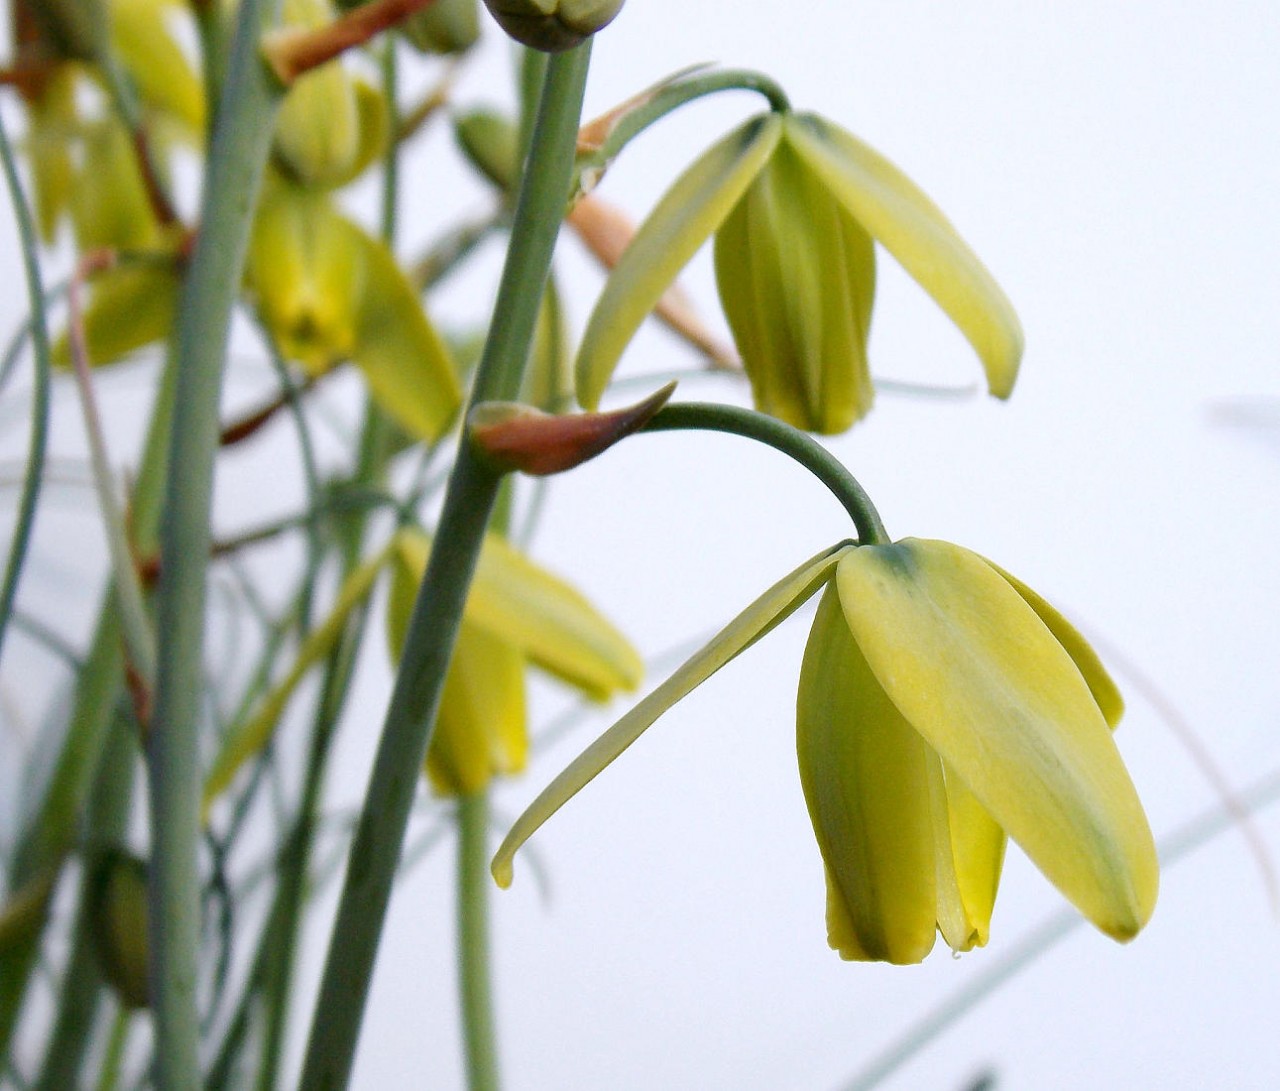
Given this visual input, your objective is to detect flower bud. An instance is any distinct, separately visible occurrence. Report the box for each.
[481,0,623,52]
[402,0,480,54]
[90,849,150,1009]
[452,108,520,192]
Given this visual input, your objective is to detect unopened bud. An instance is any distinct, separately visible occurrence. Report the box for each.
[480,0,623,52]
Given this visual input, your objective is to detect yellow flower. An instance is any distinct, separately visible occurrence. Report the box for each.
[493,538,1157,963]
[389,529,643,796]
[575,111,1023,434]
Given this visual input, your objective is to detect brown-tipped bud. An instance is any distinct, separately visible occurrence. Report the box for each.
[480,0,623,52]
[469,381,674,475]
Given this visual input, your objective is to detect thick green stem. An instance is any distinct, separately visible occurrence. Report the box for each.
[642,402,890,545]
[457,792,499,1091]
[298,42,592,1091]
[146,0,282,1084]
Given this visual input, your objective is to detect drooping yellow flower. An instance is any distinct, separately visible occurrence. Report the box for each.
[575,111,1023,434]
[493,538,1157,963]
[389,529,643,796]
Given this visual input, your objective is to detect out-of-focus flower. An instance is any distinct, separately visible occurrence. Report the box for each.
[244,176,461,442]
[575,111,1022,433]
[402,0,480,55]
[493,537,1156,963]
[388,529,642,795]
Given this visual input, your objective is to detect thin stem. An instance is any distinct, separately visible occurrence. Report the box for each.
[298,42,592,1091]
[576,66,790,192]
[0,95,53,670]
[642,402,890,545]
[457,792,499,1091]
[146,0,283,1083]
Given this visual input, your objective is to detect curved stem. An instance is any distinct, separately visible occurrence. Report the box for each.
[587,67,788,165]
[298,42,593,1091]
[642,402,890,545]
[457,792,499,1091]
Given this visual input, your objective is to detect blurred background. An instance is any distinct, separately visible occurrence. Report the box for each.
[2,1,1278,1088]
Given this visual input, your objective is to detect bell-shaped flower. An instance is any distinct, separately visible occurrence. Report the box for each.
[244,175,462,442]
[388,529,643,795]
[493,538,1157,963]
[575,111,1022,433]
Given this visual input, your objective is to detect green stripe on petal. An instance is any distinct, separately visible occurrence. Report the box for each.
[797,582,938,963]
[835,539,1157,941]
[575,113,782,409]
[981,557,1125,729]
[492,541,854,888]
[786,114,1024,399]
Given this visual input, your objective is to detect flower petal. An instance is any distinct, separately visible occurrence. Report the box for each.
[394,528,642,701]
[836,539,1157,940]
[981,558,1124,729]
[427,620,528,796]
[575,114,782,409]
[492,541,855,888]
[714,122,876,434]
[797,583,938,963]
[786,114,1023,399]
[930,760,1005,952]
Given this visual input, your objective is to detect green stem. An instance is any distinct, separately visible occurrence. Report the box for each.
[298,42,592,1091]
[642,402,890,545]
[577,66,790,191]
[34,717,136,1091]
[457,792,499,1091]
[0,91,53,670]
[146,0,282,1084]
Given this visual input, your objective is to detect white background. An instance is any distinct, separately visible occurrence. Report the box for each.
[3,2,1279,1089]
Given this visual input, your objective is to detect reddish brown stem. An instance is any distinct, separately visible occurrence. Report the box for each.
[262,0,441,85]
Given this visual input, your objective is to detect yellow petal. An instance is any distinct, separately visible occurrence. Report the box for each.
[929,759,1005,952]
[393,528,640,700]
[110,0,205,132]
[427,620,528,796]
[714,124,876,434]
[71,121,160,251]
[575,113,782,409]
[786,114,1023,399]
[981,558,1124,729]
[492,541,854,889]
[797,582,938,963]
[54,262,180,368]
[835,540,1157,940]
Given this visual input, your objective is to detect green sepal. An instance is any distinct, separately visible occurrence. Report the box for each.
[481,0,624,52]
[575,113,782,410]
